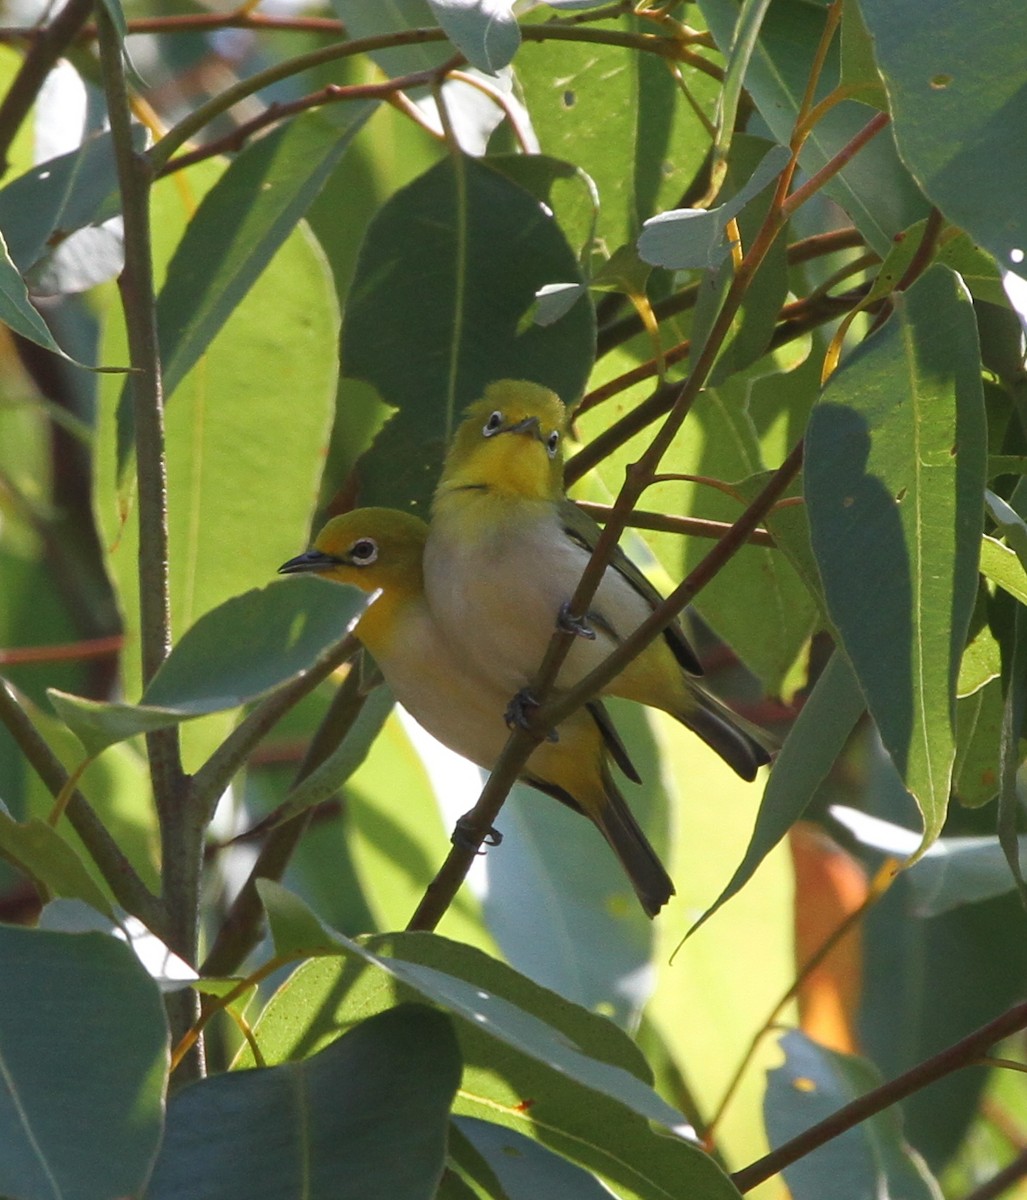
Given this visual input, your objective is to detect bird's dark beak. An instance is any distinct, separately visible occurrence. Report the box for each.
[505,415,543,442]
[278,549,339,575]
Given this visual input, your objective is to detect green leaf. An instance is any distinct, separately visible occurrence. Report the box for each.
[516,14,719,252]
[766,1030,940,1200]
[329,0,453,76]
[698,0,930,255]
[692,651,864,933]
[428,0,520,73]
[0,926,167,1200]
[980,535,1027,606]
[49,577,361,755]
[247,681,394,834]
[954,677,1002,807]
[833,806,1027,917]
[0,804,115,915]
[805,265,986,853]
[147,1005,460,1200]
[839,0,888,109]
[238,925,741,1200]
[156,103,374,406]
[858,0,1027,274]
[454,1117,610,1199]
[342,155,595,513]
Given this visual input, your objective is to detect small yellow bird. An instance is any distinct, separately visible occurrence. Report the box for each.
[279,508,675,917]
[423,379,771,780]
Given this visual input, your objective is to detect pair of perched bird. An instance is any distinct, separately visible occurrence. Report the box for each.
[279,380,771,917]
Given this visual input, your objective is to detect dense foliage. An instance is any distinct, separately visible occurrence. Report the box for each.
[0,0,1025,1197]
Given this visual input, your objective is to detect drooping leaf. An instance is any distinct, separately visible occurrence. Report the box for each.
[95,162,341,764]
[637,143,789,270]
[0,126,145,273]
[156,102,375,406]
[692,651,864,934]
[0,804,115,916]
[805,265,986,853]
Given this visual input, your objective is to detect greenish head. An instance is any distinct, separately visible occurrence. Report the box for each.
[436,379,568,503]
[278,507,428,596]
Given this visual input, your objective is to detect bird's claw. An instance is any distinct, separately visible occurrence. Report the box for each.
[505,689,559,742]
[558,601,596,640]
[453,814,503,852]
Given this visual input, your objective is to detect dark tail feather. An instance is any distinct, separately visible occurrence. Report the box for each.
[681,686,774,782]
[592,766,674,918]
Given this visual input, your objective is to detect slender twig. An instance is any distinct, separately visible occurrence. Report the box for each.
[0,635,124,666]
[201,663,369,977]
[780,111,891,221]
[574,501,775,547]
[0,679,161,927]
[0,0,94,178]
[146,28,452,173]
[157,70,436,177]
[731,1000,1027,1192]
[190,634,360,824]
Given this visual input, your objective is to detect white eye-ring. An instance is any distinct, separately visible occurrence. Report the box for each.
[482,410,504,437]
[546,430,560,458]
[349,538,378,565]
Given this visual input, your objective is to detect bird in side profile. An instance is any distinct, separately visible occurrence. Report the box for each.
[279,507,675,917]
[423,378,771,781]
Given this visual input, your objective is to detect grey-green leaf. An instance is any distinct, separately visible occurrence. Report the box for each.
[765,1030,940,1200]
[49,576,361,755]
[858,0,1027,274]
[0,926,168,1200]
[805,265,986,854]
[146,1005,460,1200]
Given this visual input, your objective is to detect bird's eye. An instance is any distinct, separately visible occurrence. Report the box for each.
[482,410,504,437]
[349,538,378,565]
[546,430,560,458]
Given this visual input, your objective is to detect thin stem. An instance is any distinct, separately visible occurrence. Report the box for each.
[0,0,95,178]
[573,501,775,547]
[781,111,891,220]
[147,28,451,173]
[97,6,198,1069]
[157,69,438,178]
[0,678,161,927]
[732,1000,1027,1192]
